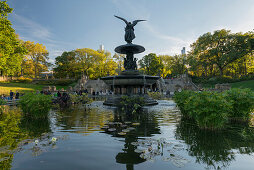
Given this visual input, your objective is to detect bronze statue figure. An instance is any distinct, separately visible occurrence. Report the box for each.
[114,15,146,43]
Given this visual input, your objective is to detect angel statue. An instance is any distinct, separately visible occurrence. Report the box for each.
[114,15,146,43]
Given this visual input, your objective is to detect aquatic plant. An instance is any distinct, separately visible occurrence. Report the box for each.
[185,91,231,130]
[119,96,145,114]
[69,94,82,104]
[147,92,164,100]
[19,93,52,119]
[173,90,195,117]
[224,88,254,122]
[131,138,190,168]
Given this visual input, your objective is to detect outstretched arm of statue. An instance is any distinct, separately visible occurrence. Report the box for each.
[114,15,128,25]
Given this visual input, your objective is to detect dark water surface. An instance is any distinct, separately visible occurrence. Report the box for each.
[1,100,254,170]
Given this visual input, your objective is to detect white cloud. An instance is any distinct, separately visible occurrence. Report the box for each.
[12,13,52,41]
[110,0,192,56]
[11,13,79,63]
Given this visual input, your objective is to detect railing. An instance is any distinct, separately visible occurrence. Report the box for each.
[3,99,20,106]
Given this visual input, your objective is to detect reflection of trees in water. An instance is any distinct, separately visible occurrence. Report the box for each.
[105,110,161,170]
[20,117,51,138]
[175,117,254,169]
[55,106,114,135]
[0,107,28,170]
[0,107,53,170]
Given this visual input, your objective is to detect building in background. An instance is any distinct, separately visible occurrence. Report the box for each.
[181,47,186,55]
[99,45,104,51]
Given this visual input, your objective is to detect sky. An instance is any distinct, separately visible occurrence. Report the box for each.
[7,0,254,63]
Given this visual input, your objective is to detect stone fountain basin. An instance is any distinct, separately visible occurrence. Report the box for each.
[115,44,145,54]
[101,75,160,86]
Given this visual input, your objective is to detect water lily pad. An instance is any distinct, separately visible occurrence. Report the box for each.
[126,127,135,130]
[170,155,190,168]
[122,129,130,133]
[174,144,184,147]
[140,153,149,159]
[131,142,139,146]
[115,122,122,125]
[118,132,126,135]
[162,157,171,162]
[132,123,140,126]
[121,124,128,128]
[124,121,132,124]
[108,128,116,132]
[106,122,114,125]
[134,149,145,153]
[101,125,109,129]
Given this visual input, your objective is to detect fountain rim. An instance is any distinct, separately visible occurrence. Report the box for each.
[101,75,160,80]
[115,44,145,54]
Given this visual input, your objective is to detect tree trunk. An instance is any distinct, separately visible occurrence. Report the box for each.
[218,66,223,77]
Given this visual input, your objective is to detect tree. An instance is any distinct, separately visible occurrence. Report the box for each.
[189,29,254,77]
[138,53,163,76]
[75,48,106,79]
[54,51,77,78]
[113,53,125,75]
[0,1,26,76]
[23,41,49,78]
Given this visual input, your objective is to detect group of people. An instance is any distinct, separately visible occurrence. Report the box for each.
[0,88,90,103]
[1,90,20,101]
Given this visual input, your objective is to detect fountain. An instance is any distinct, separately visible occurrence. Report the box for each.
[101,15,160,106]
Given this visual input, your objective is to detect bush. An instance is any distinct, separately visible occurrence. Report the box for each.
[33,79,76,86]
[0,99,6,105]
[12,77,33,83]
[119,96,145,114]
[173,90,195,117]
[19,93,52,119]
[185,91,231,130]
[69,94,82,104]
[224,88,254,122]
[174,89,254,130]
[147,92,164,100]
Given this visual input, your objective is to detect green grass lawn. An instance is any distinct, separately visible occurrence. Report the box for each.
[200,80,254,91]
[230,80,254,91]
[0,82,71,95]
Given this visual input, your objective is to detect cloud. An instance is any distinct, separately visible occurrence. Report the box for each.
[12,13,52,41]
[110,0,192,55]
[11,13,80,64]
[49,50,64,58]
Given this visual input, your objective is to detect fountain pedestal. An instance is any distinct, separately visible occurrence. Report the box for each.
[101,43,160,106]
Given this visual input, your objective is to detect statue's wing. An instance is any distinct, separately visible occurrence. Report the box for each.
[114,15,128,24]
[132,20,146,26]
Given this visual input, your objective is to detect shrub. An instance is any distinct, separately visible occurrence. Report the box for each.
[82,93,93,104]
[185,91,231,130]
[0,99,6,105]
[33,79,76,86]
[173,90,195,117]
[147,92,164,100]
[224,88,254,122]
[12,77,33,83]
[119,96,144,114]
[19,93,52,119]
[69,94,82,104]
[69,93,92,104]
